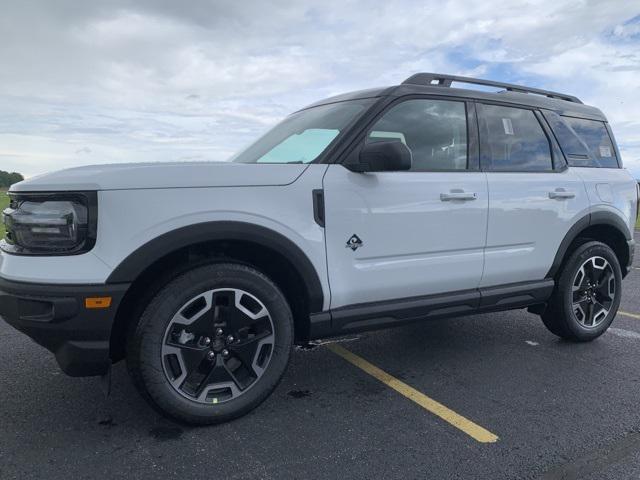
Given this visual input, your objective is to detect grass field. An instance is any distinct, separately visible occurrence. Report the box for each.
[0,189,8,239]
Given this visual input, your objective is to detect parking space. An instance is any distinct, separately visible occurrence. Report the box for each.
[1,232,640,479]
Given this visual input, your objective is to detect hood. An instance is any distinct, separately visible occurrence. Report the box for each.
[11,162,309,192]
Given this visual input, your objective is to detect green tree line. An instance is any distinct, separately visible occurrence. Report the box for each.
[0,170,24,187]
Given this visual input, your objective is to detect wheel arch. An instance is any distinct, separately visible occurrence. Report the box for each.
[108,221,325,361]
[546,211,632,280]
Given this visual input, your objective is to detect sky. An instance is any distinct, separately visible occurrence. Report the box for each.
[1,0,639,178]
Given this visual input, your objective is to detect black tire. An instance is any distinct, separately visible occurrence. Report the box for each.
[542,241,622,342]
[127,262,293,425]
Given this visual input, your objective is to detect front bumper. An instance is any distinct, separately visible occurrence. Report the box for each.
[0,277,129,376]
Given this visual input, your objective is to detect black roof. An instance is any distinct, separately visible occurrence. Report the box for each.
[305,73,606,121]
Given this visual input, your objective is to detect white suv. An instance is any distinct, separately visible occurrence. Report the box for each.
[1,73,637,424]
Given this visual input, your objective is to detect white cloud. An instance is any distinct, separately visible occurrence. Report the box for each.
[0,0,639,177]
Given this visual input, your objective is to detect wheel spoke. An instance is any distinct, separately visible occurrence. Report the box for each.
[172,291,214,326]
[596,269,609,288]
[592,301,609,325]
[573,304,586,323]
[585,262,594,282]
[573,300,590,315]
[572,291,588,305]
[180,351,217,397]
[207,290,262,332]
[179,345,210,371]
[573,266,587,291]
[586,301,595,326]
[595,271,613,300]
[230,331,273,371]
[197,356,239,393]
[162,345,189,389]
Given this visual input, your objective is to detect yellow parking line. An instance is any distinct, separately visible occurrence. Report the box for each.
[326,343,499,444]
[619,311,640,320]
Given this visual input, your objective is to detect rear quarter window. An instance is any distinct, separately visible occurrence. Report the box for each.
[545,111,619,168]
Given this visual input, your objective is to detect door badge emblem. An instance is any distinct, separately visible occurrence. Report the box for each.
[346,234,363,251]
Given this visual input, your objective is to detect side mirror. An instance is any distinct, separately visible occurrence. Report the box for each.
[345,140,412,173]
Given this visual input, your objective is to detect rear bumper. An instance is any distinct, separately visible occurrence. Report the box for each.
[625,238,635,277]
[0,277,129,376]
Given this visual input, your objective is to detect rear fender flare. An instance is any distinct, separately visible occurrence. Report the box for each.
[546,211,632,278]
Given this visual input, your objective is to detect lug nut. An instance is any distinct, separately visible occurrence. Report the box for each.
[215,328,224,336]
[221,349,230,358]
[226,335,235,344]
[203,337,211,346]
[207,351,216,361]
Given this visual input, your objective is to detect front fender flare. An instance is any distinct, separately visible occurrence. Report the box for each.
[106,221,325,313]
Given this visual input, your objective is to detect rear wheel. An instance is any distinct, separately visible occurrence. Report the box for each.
[127,263,293,424]
[542,241,621,342]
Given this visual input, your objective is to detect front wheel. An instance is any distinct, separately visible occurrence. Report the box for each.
[542,241,622,342]
[127,263,294,425]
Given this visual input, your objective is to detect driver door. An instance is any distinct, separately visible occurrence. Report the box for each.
[323,98,489,309]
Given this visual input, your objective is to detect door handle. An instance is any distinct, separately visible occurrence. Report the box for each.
[440,190,477,201]
[548,189,575,199]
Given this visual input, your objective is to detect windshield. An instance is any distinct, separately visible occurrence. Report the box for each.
[231,99,375,164]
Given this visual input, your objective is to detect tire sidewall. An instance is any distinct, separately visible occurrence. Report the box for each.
[132,263,293,424]
[558,241,622,340]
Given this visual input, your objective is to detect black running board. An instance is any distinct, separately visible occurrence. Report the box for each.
[308,279,554,339]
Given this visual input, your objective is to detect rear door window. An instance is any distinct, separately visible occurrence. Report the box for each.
[479,104,553,172]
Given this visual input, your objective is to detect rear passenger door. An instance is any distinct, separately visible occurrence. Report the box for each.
[478,103,589,288]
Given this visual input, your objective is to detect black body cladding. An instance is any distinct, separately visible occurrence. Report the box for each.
[0,277,128,376]
[309,280,555,339]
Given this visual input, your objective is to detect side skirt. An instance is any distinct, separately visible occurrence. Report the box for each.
[308,279,554,339]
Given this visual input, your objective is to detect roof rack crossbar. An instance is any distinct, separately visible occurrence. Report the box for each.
[402,72,582,104]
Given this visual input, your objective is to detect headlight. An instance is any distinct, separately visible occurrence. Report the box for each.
[1,192,97,255]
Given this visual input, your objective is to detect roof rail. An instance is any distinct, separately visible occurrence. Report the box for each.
[402,72,582,104]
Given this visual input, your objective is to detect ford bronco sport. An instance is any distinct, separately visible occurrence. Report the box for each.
[1,73,637,424]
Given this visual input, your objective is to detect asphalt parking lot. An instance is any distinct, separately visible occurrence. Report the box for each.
[1,233,640,479]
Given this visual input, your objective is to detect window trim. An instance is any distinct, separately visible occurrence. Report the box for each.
[318,96,390,165]
[535,110,567,171]
[476,101,560,174]
[336,94,479,172]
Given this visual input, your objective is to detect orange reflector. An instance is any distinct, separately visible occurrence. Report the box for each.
[85,297,112,309]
